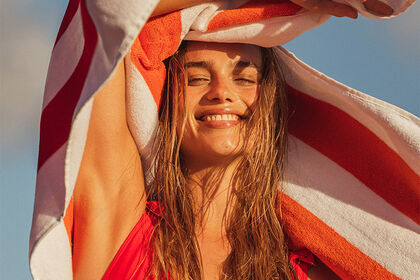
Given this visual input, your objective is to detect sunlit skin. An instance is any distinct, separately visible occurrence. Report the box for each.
[74,0,369,274]
[178,42,342,280]
[72,0,394,279]
[176,42,263,279]
[179,42,262,171]
[72,41,342,280]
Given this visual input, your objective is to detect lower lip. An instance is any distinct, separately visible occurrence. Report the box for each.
[199,119,241,128]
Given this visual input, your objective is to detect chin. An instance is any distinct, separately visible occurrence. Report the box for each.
[207,144,242,160]
[181,136,244,167]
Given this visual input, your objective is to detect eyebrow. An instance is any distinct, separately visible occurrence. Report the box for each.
[234,60,260,70]
[184,60,261,72]
[233,60,261,74]
[185,61,212,70]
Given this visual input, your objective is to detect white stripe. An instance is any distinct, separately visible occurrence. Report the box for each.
[73,33,111,116]
[188,17,420,175]
[185,12,330,47]
[30,222,72,280]
[284,136,420,280]
[188,3,222,32]
[29,143,69,278]
[277,47,420,176]
[74,0,159,116]
[125,55,159,185]
[32,2,161,277]
[69,0,159,188]
[31,1,418,279]
[65,98,93,206]
[186,0,254,33]
[30,144,66,249]
[42,4,84,110]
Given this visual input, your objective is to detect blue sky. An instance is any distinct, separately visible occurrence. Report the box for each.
[0,1,418,279]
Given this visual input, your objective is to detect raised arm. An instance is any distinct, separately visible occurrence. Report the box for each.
[152,0,214,17]
[152,0,393,19]
[72,60,146,279]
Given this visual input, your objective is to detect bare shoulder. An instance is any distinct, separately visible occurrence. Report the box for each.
[72,60,147,279]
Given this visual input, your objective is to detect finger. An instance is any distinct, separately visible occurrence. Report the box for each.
[314,0,359,18]
[363,0,394,16]
[293,0,358,18]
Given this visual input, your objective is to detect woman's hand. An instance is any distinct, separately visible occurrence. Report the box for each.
[362,0,394,16]
[289,0,393,19]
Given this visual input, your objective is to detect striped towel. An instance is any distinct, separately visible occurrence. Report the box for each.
[29,0,419,279]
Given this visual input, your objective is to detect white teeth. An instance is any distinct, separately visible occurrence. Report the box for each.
[203,114,239,121]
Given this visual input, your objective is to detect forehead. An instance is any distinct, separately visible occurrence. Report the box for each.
[184,41,262,66]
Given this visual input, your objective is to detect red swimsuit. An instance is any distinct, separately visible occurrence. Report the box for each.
[103,201,313,280]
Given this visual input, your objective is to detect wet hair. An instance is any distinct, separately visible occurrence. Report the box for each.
[149,42,291,279]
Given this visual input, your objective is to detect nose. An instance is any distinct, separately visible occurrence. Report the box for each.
[205,77,235,103]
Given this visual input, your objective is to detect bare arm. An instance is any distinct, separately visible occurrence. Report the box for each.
[73,60,146,279]
[151,0,214,17]
[152,0,392,19]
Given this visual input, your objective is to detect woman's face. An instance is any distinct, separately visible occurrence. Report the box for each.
[178,41,262,167]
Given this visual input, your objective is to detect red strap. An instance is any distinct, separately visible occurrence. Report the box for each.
[289,249,315,280]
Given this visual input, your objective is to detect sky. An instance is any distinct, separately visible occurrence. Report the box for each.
[0,0,419,279]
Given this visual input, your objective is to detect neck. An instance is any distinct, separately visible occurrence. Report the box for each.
[185,158,238,272]
[184,157,240,231]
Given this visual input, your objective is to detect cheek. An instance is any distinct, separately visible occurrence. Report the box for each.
[241,87,259,108]
[176,101,198,145]
[176,90,193,127]
[182,87,200,113]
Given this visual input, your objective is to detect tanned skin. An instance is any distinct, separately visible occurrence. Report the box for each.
[73,62,146,279]
[73,0,392,279]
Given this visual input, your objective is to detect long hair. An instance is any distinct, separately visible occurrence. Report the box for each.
[149,42,291,279]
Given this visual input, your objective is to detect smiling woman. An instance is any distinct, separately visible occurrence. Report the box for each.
[151,42,291,279]
[179,42,262,162]
[72,39,305,279]
[29,0,419,280]
[77,40,343,279]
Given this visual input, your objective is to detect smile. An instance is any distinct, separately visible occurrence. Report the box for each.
[197,113,242,128]
[201,114,240,121]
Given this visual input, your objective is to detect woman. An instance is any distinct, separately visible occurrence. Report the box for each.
[69,0,397,279]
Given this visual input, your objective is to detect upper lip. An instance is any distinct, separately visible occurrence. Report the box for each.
[195,108,246,120]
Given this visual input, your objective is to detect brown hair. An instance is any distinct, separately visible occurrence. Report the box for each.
[149,42,291,279]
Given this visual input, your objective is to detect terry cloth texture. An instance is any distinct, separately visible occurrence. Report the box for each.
[29,0,419,279]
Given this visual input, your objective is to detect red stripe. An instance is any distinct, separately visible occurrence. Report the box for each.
[38,0,98,170]
[207,0,302,32]
[278,193,400,280]
[286,85,420,224]
[55,0,80,46]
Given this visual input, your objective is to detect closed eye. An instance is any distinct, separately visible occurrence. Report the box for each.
[188,77,210,86]
[235,78,256,85]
